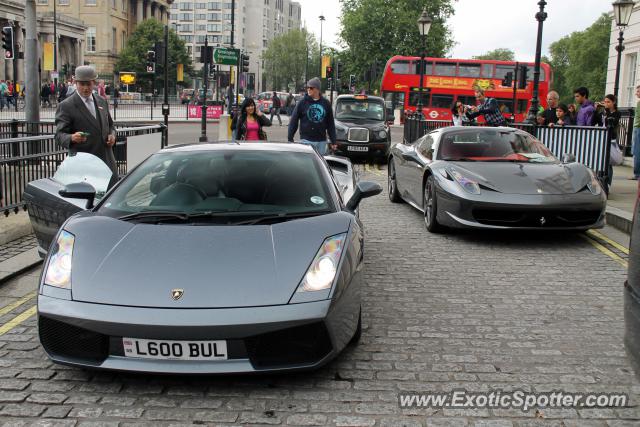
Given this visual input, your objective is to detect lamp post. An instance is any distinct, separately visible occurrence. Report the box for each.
[527,0,547,123]
[613,0,634,100]
[319,15,325,77]
[416,8,432,119]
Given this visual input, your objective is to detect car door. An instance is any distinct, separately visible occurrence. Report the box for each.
[23,152,113,255]
[394,135,428,206]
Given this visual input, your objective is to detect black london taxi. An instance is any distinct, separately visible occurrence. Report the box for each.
[333,94,392,163]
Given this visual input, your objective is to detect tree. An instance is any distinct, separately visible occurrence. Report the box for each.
[263,29,318,92]
[547,13,612,104]
[115,19,193,94]
[473,48,515,61]
[339,0,456,88]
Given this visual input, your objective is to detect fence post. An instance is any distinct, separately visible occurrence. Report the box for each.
[10,119,19,157]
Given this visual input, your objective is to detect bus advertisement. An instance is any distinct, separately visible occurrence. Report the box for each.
[380,56,552,123]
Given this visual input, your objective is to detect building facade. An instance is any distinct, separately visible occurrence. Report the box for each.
[0,0,85,85]
[606,5,640,108]
[37,0,172,82]
[168,0,300,94]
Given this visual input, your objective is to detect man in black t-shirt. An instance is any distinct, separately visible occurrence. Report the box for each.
[542,91,559,126]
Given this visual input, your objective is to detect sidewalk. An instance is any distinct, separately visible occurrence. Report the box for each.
[607,158,638,233]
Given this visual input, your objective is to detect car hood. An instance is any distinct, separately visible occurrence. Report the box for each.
[63,212,352,308]
[448,161,592,195]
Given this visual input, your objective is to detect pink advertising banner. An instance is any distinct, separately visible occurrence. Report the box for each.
[188,105,223,119]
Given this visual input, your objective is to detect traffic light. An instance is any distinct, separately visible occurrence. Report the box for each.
[241,53,249,73]
[2,26,14,60]
[349,74,356,89]
[501,72,513,87]
[336,62,343,80]
[518,64,528,89]
[61,64,69,77]
[326,66,333,79]
[209,64,217,78]
[146,50,155,73]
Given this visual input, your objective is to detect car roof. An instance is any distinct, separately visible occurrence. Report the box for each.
[160,141,319,155]
[436,126,521,136]
[336,94,385,102]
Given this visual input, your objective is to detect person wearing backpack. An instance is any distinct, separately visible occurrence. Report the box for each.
[269,91,282,126]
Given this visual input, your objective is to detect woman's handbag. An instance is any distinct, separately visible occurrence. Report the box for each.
[610,140,624,166]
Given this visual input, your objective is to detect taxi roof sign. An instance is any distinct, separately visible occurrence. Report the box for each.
[354,95,368,100]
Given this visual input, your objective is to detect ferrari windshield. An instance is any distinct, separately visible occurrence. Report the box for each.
[335,98,385,121]
[438,129,558,163]
[99,150,335,218]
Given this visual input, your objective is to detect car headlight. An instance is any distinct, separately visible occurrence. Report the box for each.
[449,168,481,195]
[44,230,74,289]
[378,130,388,139]
[587,171,602,195]
[297,234,346,292]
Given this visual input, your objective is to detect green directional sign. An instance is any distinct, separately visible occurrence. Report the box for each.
[213,48,240,65]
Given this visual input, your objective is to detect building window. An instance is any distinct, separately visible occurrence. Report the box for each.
[208,2,221,9]
[207,13,220,20]
[85,0,96,5]
[196,24,206,31]
[180,24,193,32]
[170,3,177,9]
[37,0,48,4]
[179,35,193,43]
[112,0,116,9]
[121,31,126,50]
[196,35,207,43]
[179,13,193,21]
[58,0,69,5]
[86,27,96,52]
[122,0,126,11]
[207,24,221,32]
[179,2,193,10]
[195,2,206,8]
[112,28,117,52]
[626,53,638,107]
[195,13,206,19]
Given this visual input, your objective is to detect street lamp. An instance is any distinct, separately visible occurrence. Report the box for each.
[526,0,547,124]
[319,15,325,77]
[613,0,634,100]
[416,8,432,119]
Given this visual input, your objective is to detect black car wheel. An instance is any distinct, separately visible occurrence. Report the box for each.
[350,308,362,344]
[424,175,442,233]
[388,160,402,203]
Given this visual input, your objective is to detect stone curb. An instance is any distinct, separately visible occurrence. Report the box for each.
[0,212,33,246]
[606,206,634,234]
[0,248,42,285]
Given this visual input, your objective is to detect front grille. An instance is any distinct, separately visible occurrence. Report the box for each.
[39,316,109,364]
[245,322,332,369]
[347,128,369,143]
[472,209,601,227]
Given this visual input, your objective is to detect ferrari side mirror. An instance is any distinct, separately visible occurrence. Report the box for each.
[346,181,383,212]
[562,153,576,163]
[59,181,97,209]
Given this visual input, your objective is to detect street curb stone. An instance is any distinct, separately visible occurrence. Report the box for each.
[606,206,634,234]
[0,247,42,284]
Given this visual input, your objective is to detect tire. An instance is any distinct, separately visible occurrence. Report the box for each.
[350,308,362,344]
[424,175,442,233]
[388,160,402,203]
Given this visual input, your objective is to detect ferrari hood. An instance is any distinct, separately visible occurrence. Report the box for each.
[64,212,351,308]
[449,162,591,195]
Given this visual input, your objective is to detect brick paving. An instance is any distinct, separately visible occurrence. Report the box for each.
[0,168,638,426]
[0,234,37,263]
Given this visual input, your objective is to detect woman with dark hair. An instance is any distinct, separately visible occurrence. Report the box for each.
[599,94,622,187]
[451,100,472,126]
[231,97,272,141]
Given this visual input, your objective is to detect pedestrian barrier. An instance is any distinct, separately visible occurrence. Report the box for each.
[403,113,614,190]
[0,121,165,216]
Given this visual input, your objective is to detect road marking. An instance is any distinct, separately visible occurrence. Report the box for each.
[587,230,629,255]
[581,234,628,269]
[0,305,37,336]
[0,291,36,317]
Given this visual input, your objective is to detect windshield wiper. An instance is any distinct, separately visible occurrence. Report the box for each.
[445,157,478,162]
[117,210,191,222]
[232,210,333,225]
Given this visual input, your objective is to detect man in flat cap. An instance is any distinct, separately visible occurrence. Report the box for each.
[55,65,117,185]
[288,77,336,154]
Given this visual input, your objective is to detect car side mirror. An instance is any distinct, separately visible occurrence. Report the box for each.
[59,181,97,209]
[346,181,383,212]
[562,153,576,163]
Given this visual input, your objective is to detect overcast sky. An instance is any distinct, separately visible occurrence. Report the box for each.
[300,0,613,61]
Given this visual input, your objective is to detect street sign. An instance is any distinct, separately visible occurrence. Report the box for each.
[51,71,59,79]
[213,48,239,65]
[119,72,136,85]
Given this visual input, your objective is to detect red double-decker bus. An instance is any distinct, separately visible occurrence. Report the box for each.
[380,56,552,123]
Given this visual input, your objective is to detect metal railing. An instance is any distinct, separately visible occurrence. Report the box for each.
[403,112,614,190]
[0,121,165,216]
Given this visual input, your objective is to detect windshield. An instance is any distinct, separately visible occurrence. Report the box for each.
[54,152,112,200]
[98,149,335,218]
[335,99,384,121]
[438,129,558,163]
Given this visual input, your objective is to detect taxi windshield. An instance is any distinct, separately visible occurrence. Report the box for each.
[335,99,384,121]
[439,130,558,163]
[99,150,336,218]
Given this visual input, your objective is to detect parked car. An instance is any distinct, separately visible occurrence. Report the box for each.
[256,91,289,114]
[625,181,640,379]
[180,89,194,104]
[332,94,392,163]
[24,145,382,374]
[388,126,607,233]
[193,89,215,105]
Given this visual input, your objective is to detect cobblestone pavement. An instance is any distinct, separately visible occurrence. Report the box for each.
[0,167,639,426]
[0,235,37,263]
